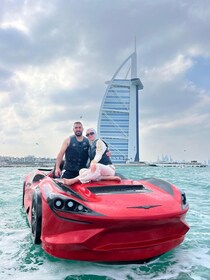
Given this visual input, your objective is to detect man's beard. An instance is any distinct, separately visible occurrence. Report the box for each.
[75,131,82,137]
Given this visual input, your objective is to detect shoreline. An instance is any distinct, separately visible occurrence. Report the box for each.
[1,163,208,168]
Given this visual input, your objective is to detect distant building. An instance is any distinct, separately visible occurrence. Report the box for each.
[97,50,143,164]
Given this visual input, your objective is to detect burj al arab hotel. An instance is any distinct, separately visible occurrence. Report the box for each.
[97,51,143,164]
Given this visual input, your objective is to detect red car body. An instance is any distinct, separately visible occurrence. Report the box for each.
[23,169,189,263]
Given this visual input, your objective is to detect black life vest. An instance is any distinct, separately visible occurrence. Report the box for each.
[89,139,112,165]
[64,136,89,171]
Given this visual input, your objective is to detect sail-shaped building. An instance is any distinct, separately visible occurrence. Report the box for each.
[97,51,143,164]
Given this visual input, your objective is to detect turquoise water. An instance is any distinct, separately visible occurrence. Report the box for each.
[0,166,210,280]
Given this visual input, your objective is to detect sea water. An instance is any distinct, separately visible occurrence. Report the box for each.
[0,166,210,280]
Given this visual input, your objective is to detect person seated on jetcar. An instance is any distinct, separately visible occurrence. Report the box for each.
[57,128,121,185]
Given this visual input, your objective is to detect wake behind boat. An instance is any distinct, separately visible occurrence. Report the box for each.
[23,169,189,263]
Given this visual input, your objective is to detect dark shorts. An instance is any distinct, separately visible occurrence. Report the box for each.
[62,170,79,179]
[51,160,79,179]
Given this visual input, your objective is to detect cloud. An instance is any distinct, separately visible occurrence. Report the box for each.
[0,0,210,162]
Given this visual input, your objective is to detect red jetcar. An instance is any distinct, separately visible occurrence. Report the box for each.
[23,169,189,263]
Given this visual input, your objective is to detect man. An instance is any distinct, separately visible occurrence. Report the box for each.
[55,121,89,179]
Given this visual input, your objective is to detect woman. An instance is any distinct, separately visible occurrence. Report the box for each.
[59,128,121,185]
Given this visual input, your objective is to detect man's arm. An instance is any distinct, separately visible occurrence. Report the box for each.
[55,137,70,177]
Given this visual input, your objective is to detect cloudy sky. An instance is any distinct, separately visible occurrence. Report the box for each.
[0,0,210,162]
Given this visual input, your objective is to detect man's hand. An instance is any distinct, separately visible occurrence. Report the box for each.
[55,167,61,178]
[106,150,111,157]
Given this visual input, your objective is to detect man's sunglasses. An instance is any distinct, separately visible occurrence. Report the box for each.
[86,132,95,137]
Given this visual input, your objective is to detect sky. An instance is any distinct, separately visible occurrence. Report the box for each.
[0,0,210,163]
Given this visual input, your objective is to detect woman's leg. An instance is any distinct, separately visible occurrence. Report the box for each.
[100,175,121,181]
[79,165,101,183]
[96,164,121,181]
[61,176,80,185]
[89,164,121,181]
[57,164,121,185]
[62,168,90,185]
[97,164,115,176]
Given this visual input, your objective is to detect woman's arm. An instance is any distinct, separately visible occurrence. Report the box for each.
[92,139,107,163]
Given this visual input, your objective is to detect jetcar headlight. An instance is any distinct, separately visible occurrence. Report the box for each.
[51,196,91,214]
[54,199,64,209]
[67,200,74,208]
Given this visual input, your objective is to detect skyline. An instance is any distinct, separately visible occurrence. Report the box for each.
[0,0,210,162]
